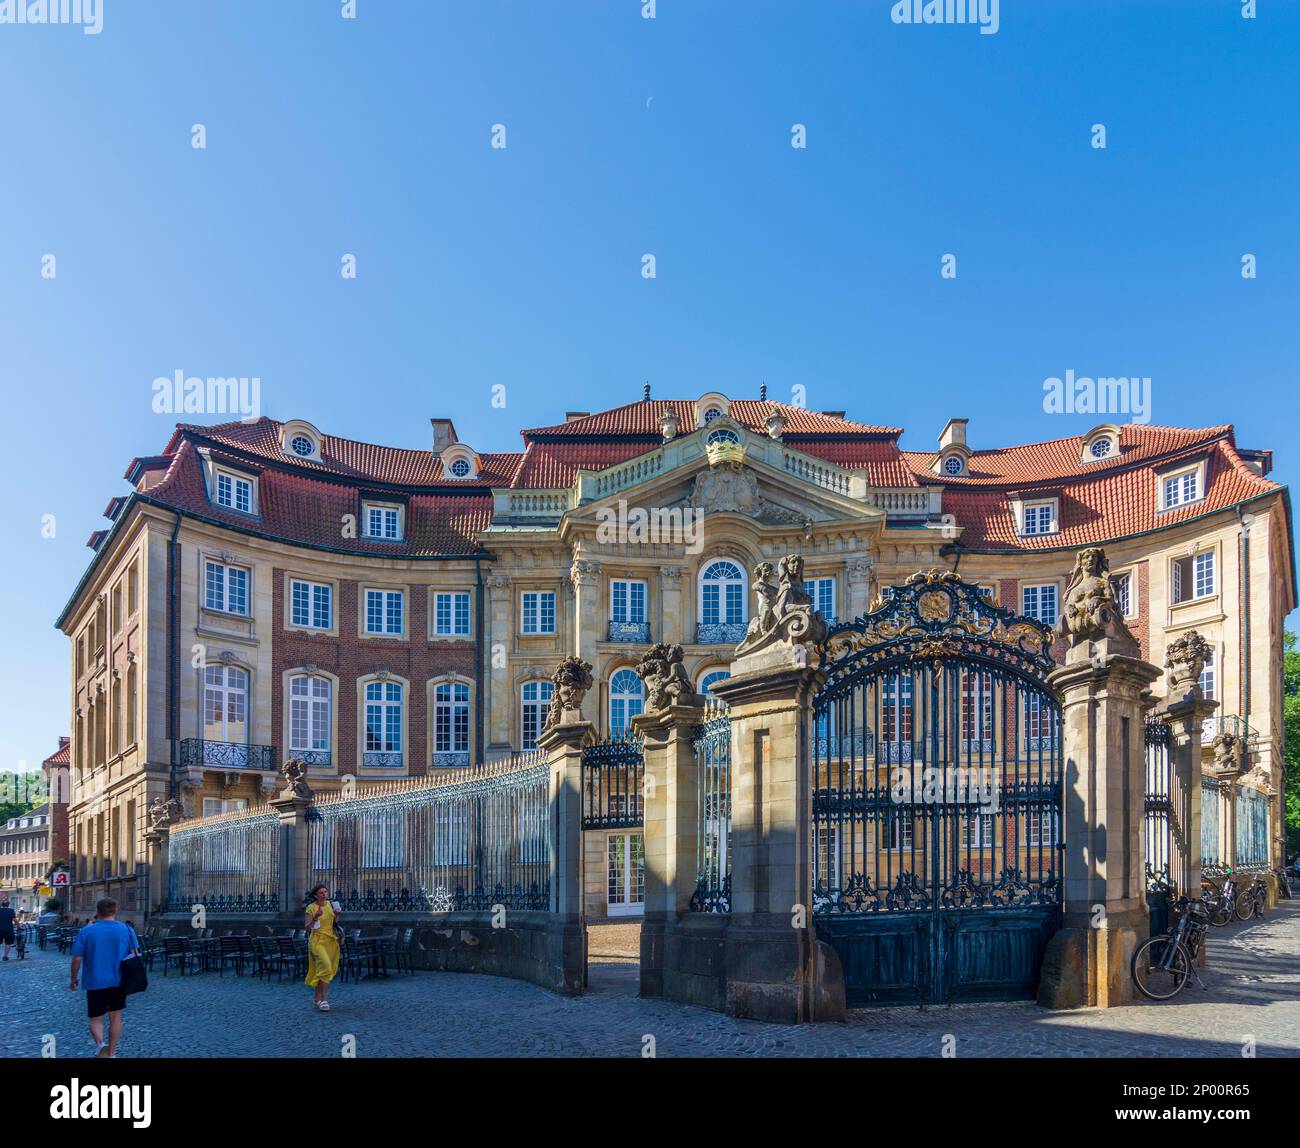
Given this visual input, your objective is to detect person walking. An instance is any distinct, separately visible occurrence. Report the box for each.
[304,884,341,1011]
[69,898,138,1058]
[0,899,16,960]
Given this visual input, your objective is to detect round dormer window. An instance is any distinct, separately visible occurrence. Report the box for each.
[289,435,315,457]
[943,455,963,475]
[1089,437,1113,459]
[703,408,722,424]
[706,428,739,446]
[449,458,471,478]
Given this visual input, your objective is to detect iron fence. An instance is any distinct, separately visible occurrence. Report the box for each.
[307,752,551,912]
[582,733,644,830]
[1235,785,1270,870]
[1143,716,1175,933]
[1201,775,1226,877]
[165,807,281,913]
[690,698,731,912]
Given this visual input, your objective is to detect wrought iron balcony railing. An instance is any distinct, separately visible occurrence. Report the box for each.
[696,622,747,645]
[179,739,277,770]
[1201,713,1253,747]
[288,749,331,767]
[607,620,650,643]
[362,751,403,767]
[431,751,470,768]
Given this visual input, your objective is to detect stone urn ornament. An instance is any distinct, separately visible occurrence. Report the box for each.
[543,655,594,730]
[1164,629,1211,702]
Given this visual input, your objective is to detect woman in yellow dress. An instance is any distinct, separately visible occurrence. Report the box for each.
[304,884,341,1010]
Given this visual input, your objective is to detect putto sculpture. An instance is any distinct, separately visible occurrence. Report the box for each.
[1056,546,1137,660]
[635,643,703,715]
[1211,729,1245,776]
[145,796,180,832]
[544,654,595,730]
[735,553,828,658]
[280,757,313,800]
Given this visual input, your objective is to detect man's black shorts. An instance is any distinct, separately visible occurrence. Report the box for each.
[86,986,127,1018]
[0,928,14,946]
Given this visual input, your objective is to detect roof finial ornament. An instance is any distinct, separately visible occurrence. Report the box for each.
[643,381,651,402]
[760,382,767,401]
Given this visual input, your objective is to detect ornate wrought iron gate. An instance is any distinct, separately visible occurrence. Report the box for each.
[812,571,1064,1006]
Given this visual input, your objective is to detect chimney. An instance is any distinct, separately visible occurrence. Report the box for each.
[939,418,968,450]
[430,418,458,455]
[565,412,590,423]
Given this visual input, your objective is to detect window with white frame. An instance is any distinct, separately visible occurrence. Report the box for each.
[700,561,747,626]
[364,588,404,635]
[699,669,731,695]
[360,809,405,869]
[1021,583,1058,626]
[362,502,403,541]
[884,809,914,851]
[1027,807,1058,847]
[1111,571,1133,617]
[521,591,556,635]
[203,665,248,745]
[204,560,249,616]
[289,579,332,630]
[881,673,913,759]
[1198,647,1216,701]
[289,675,331,760]
[1172,551,1215,604]
[521,680,553,749]
[1162,468,1201,510]
[431,803,469,865]
[214,470,254,514]
[815,825,839,895]
[433,591,471,637]
[964,812,995,850]
[961,671,993,752]
[808,576,836,622]
[610,579,647,624]
[363,680,403,763]
[1020,501,1057,537]
[609,669,644,737]
[434,681,470,756]
[1024,692,1057,750]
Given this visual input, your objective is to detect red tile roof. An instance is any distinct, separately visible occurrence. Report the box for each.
[523,399,901,439]
[43,738,70,766]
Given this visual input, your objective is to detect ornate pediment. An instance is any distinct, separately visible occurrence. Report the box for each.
[687,456,810,525]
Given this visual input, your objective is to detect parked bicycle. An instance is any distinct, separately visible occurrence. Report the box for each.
[1234,873,1269,920]
[1276,867,1293,901]
[1132,895,1210,1000]
[1201,870,1240,927]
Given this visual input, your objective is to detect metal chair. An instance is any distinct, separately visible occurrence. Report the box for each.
[213,935,247,977]
[161,936,196,976]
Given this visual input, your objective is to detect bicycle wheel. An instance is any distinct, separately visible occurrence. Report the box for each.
[1132,936,1191,1001]
[1235,893,1256,922]
[1209,901,1233,927]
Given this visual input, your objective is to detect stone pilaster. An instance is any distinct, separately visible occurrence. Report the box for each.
[845,557,873,620]
[269,791,311,915]
[658,565,684,645]
[630,701,704,999]
[535,716,594,992]
[142,825,169,919]
[570,559,601,668]
[1039,651,1162,1009]
[484,574,512,757]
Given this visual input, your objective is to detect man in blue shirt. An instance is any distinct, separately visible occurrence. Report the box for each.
[70,898,137,1058]
[0,899,16,960]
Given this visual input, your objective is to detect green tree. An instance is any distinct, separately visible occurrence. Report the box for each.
[1285,631,1300,858]
[0,771,43,824]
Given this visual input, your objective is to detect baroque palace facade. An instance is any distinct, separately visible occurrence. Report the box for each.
[56,391,1295,918]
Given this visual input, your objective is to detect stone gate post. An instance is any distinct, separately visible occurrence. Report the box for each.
[142,823,169,920]
[1153,632,1217,903]
[270,785,311,917]
[535,658,596,994]
[709,556,845,1024]
[1039,547,1162,1010]
[631,699,705,1001]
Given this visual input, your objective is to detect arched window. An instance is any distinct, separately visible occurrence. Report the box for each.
[699,669,731,695]
[203,665,248,746]
[1089,436,1113,459]
[289,675,332,765]
[364,680,403,766]
[289,434,315,457]
[698,560,747,641]
[449,458,470,477]
[703,407,722,424]
[521,680,554,749]
[609,669,644,737]
[943,455,963,475]
[434,680,471,764]
[706,428,739,446]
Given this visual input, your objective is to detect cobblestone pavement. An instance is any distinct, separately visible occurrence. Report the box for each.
[5,904,1299,1058]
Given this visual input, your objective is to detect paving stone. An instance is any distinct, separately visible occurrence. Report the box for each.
[5,904,1299,1058]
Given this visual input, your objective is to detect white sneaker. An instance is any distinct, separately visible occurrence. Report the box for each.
[318,1001,330,1011]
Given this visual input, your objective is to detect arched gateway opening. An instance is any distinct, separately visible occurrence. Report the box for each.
[811,570,1065,1006]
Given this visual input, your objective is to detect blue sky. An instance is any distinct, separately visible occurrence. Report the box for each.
[1,0,1297,774]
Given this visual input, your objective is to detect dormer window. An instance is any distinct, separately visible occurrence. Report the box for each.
[449,459,470,478]
[362,501,404,541]
[440,444,479,481]
[289,435,315,457]
[213,468,256,515]
[1088,437,1112,459]
[703,407,722,424]
[1080,425,1120,465]
[279,419,324,462]
[1160,464,1203,511]
[942,455,964,476]
[1011,495,1060,538]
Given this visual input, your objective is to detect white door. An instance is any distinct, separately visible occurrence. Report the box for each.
[607,833,644,917]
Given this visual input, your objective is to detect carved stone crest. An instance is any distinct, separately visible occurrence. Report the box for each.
[543,655,594,730]
[690,455,761,516]
[635,643,703,715]
[735,554,829,658]
[1056,546,1138,662]
[1211,730,1244,776]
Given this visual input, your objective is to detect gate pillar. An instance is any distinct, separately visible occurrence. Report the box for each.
[1040,548,1161,1009]
[1153,686,1217,907]
[711,561,846,1025]
[631,701,705,1001]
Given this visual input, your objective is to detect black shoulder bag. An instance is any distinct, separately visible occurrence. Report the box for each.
[120,924,149,996]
